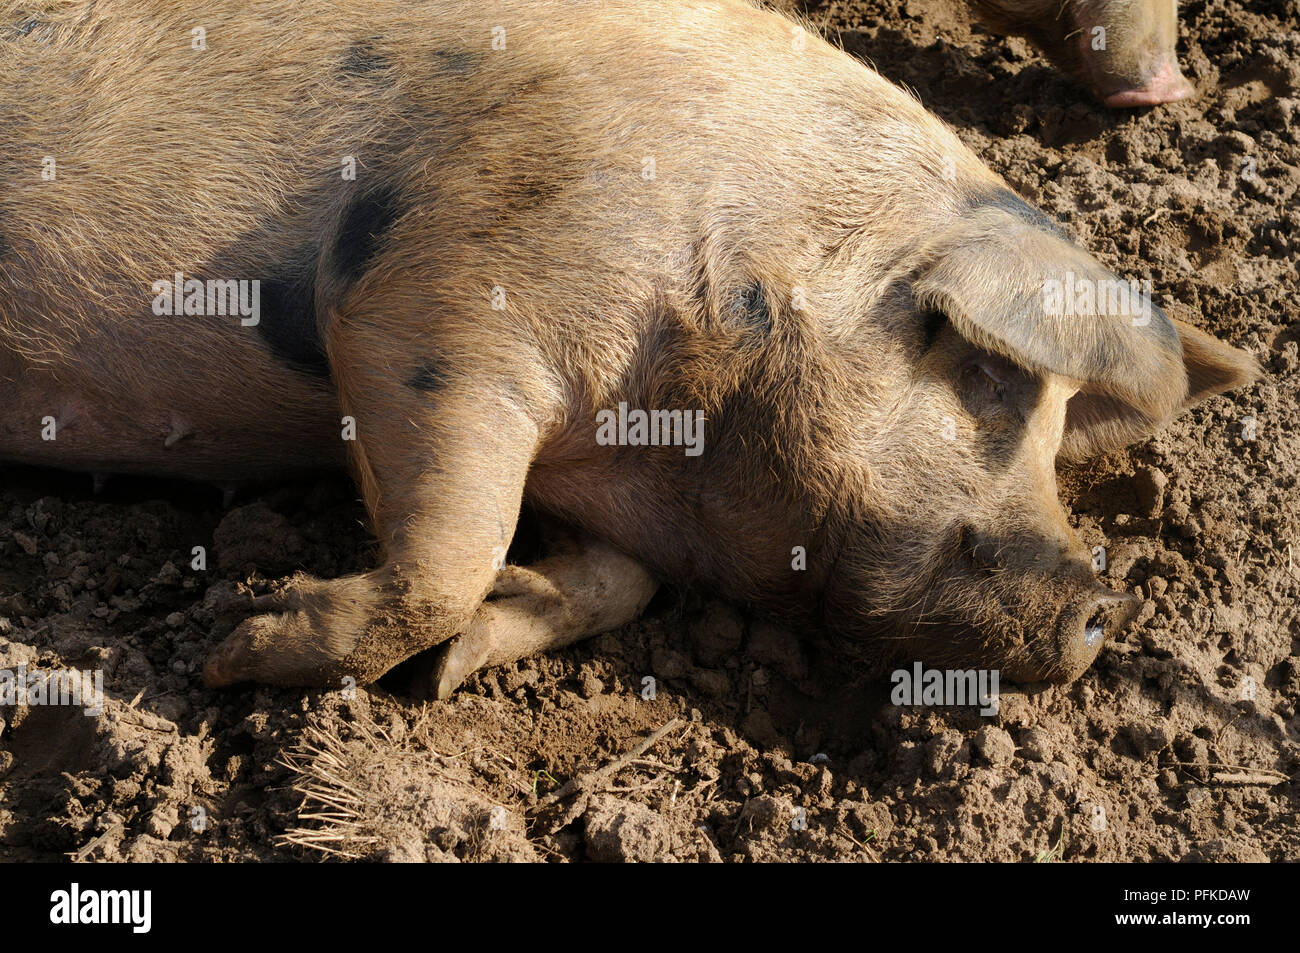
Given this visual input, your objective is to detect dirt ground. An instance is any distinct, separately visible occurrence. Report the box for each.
[1,0,1296,862]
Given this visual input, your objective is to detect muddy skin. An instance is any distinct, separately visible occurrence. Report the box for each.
[0,0,1288,865]
[0,0,1254,698]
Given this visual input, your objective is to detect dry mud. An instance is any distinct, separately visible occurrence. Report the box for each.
[0,0,1296,861]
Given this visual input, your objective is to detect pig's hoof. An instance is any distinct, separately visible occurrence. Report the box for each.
[203,613,311,688]
[410,567,556,700]
[203,626,256,688]
[203,608,357,688]
[424,629,493,700]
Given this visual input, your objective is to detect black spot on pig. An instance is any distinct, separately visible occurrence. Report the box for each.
[341,40,389,77]
[497,168,563,216]
[257,255,329,379]
[407,361,447,393]
[920,309,946,350]
[333,185,404,287]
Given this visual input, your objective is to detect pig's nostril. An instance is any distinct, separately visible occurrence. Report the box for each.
[1081,591,1142,648]
[1084,615,1106,647]
[1030,590,1143,685]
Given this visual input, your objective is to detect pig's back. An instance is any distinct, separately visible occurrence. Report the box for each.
[0,0,972,483]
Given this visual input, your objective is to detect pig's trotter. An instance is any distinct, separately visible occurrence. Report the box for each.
[424,538,660,699]
[203,565,470,687]
[203,573,381,687]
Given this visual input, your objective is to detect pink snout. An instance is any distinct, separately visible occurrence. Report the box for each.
[1103,58,1195,107]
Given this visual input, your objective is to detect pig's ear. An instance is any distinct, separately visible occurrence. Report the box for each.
[914,207,1187,422]
[1058,317,1259,460]
[913,204,1253,459]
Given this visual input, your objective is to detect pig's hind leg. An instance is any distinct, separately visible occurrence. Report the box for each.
[417,525,660,699]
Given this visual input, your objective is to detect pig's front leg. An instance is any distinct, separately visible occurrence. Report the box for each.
[203,331,546,688]
[419,530,660,699]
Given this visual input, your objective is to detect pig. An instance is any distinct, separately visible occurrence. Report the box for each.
[966,0,1194,106]
[0,0,1254,697]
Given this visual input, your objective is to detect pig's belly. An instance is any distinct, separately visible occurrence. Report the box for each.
[0,361,345,484]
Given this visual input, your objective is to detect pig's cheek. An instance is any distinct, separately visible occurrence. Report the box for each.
[1075,28,1112,98]
[1072,28,1135,102]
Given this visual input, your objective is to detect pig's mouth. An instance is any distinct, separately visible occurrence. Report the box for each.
[888,572,1143,688]
[1097,56,1195,108]
[1003,587,1141,685]
[820,526,1144,686]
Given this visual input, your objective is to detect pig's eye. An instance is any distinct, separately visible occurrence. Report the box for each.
[960,358,1007,403]
[919,310,947,351]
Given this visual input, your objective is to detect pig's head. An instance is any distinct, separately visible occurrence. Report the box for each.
[819,199,1255,684]
[967,0,1194,107]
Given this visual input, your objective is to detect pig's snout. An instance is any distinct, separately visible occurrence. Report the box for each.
[1040,587,1141,683]
[943,524,1144,685]
[1070,20,1194,108]
[1101,57,1194,108]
